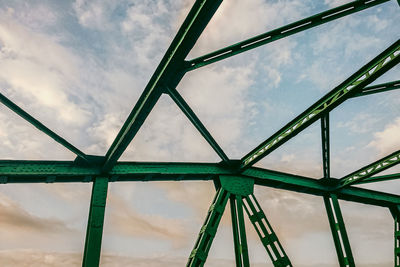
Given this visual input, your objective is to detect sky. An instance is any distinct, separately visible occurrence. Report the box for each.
[0,0,399,266]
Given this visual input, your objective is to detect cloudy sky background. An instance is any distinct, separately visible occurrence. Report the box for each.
[0,0,399,266]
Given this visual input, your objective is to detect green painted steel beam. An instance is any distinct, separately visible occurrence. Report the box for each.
[187,187,230,266]
[230,195,250,267]
[82,177,109,267]
[339,150,400,187]
[183,0,389,71]
[243,167,400,208]
[324,194,355,266]
[102,0,223,172]
[166,87,229,163]
[0,161,230,182]
[0,93,88,162]
[357,173,400,184]
[240,39,400,170]
[243,193,292,266]
[351,80,400,98]
[321,114,330,179]
[391,206,400,266]
[1,161,400,207]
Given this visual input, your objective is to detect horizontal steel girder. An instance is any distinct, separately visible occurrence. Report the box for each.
[1,161,400,207]
[102,0,223,172]
[183,0,389,71]
[240,39,400,170]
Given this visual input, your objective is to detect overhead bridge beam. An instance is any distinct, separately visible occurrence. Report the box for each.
[183,0,389,71]
[102,0,223,172]
[240,39,400,170]
[339,149,400,188]
[1,161,400,208]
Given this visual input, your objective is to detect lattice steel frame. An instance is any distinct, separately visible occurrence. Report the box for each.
[1,1,400,266]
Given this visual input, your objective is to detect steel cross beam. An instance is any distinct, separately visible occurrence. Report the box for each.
[339,149,400,187]
[240,39,400,170]
[183,0,389,71]
[242,193,292,267]
[350,80,400,98]
[102,0,223,172]
[165,86,229,163]
[242,167,400,208]
[187,186,230,267]
[358,173,400,184]
[1,161,400,207]
[0,93,88,162]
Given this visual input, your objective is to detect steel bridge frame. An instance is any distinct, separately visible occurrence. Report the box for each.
[1,0,400,266]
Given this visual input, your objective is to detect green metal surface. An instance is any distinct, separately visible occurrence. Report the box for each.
[324,195,355,267]
[351,80,400,98]
[184,0,389,71]
[396,216,400,267]
[243,194,292,267]
[2,161,400,207]
[220,175,254,196]
[391,206,400,266]
[190,176,291,266]
[321,114,330,179]
[358,173,400,184]
[82,177,109,267]
[319,106,355,266]
[187,187,230,267]
[230,195,250,267]
[241,39,400,169]
[166,86,229,163]
[0,0,399,265]
[102,0,223,172]
[339,149,400,187]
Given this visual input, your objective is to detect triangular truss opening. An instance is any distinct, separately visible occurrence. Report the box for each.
[120,94,221,162]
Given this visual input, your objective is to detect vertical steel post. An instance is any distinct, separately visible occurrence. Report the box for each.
[324,194,355,267]
[82,177,109,267]
[320,112,354,266]
[230,195,250,267]
[243,194,292,267]
[187,187,230,267]
[390,206,400,266]
[321,114,330,179]
[396,213,400,267]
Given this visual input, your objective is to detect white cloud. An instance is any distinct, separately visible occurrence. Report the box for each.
[368,117,400,155]
[324,0,352,8]
[179,65,256,157]
[0,15,91,126]
[73,0,117,30]
[190,0,310,57]
[337,113,380,134]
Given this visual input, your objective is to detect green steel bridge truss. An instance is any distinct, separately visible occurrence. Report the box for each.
[1,0,400,266]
